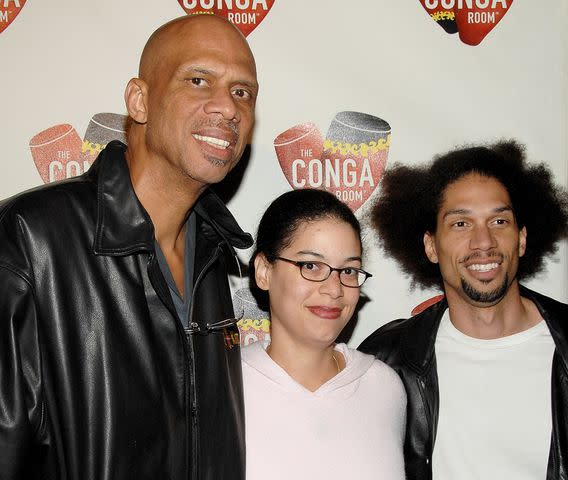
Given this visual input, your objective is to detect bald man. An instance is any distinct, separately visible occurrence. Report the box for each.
[0,15,258,479]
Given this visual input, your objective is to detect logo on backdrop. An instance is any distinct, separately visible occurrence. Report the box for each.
[29,113,127,184]
[274,112,391,212]
[419,0,513,46]
[0,0,26,35]
[234,288,270,346]
[177,0,275,37]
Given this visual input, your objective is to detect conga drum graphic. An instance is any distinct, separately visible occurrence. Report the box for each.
[321,111,391,211]
[234,287,271,347]
[274,122,324,189]
[29,124,84,184]
[82,112,128,165]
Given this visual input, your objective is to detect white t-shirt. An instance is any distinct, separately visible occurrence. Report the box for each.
[242,341,407,480]
[433,311,555,480]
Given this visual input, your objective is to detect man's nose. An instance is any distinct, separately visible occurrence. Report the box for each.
[204,88,239,123]
[470,224,496,250]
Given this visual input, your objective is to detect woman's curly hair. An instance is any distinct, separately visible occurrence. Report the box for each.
[370,140,568,290]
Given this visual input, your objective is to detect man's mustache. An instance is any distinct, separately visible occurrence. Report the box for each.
[459,251,504,264]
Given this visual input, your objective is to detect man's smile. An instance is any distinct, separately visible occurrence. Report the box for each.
[467,262,500,272]
[192,134,230,149]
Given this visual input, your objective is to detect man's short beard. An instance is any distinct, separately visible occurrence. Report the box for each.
[460,274,509,304]
[206,155,228,167]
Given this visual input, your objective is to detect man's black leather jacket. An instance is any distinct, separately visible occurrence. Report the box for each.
[359,286,568,480]
[0,141,252,479]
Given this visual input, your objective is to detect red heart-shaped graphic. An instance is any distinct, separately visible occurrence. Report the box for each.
[418,0,457,34]
[29,124,87,184]
[177,0,275,37]
[0,0,27,35]
[454,1,513,46]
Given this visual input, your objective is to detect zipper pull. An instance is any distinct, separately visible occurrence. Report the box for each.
[185,322,201,339]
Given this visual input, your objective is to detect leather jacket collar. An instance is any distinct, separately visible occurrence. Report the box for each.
[399,298,447,375]
[399,285,568,375]
[527,286,568,373]
[91,141,252,256]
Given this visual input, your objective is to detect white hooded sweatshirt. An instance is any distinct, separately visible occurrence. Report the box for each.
[242,341,407,480]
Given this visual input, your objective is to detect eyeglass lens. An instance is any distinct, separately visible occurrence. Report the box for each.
[300,262,366,287]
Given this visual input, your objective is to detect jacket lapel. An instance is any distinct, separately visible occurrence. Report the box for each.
[92,141,154,256]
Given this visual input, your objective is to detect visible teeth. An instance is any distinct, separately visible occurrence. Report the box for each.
[193,134,230,149]
[468,263,499,272]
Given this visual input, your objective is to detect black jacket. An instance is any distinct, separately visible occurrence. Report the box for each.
[0,141,252,479]
[359,286,568,480]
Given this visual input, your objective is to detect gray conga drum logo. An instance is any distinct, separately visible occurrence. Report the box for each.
[82,113,128,164]
[233,287,270,346]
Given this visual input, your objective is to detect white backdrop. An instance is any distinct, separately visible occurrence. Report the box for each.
[1,0,567,347]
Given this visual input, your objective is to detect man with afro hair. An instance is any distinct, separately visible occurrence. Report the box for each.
[359,140,568,480]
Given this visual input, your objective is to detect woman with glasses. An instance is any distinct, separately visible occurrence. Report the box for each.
[242,188,406,480]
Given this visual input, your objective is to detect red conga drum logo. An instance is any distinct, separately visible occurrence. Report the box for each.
[419,0,513,45]
[178,0,275,37]
[29,125,85,184]
[0,0,27,35]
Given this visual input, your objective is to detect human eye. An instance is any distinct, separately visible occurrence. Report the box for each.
[341,267,359,278]
[298,261,326,281]
[232,87,253,100]
[189,77,207,87]
[301,261,321,271]
[492,217,511,228]
[450,220,468,229]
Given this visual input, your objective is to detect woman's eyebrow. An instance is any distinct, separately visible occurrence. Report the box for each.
[295,251,362,263]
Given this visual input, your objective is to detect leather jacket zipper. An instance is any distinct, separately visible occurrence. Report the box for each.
[184,243,223,480]
[417,376,434,478]
[147,252,196,479]
[184,327,198,480]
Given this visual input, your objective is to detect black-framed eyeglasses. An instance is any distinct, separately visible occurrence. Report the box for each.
[269,256,372,288]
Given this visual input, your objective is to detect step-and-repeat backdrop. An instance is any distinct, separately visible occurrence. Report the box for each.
[1,0,567,347]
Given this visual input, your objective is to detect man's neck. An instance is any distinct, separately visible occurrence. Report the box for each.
[446,282,543,339]
[125,144,205,249]
[125,142,206,295]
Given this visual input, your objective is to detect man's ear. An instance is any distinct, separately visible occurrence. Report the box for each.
[254,254,271,291]
[124,78,148,124]
[518,226,527,257]
[423,232,439,264]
